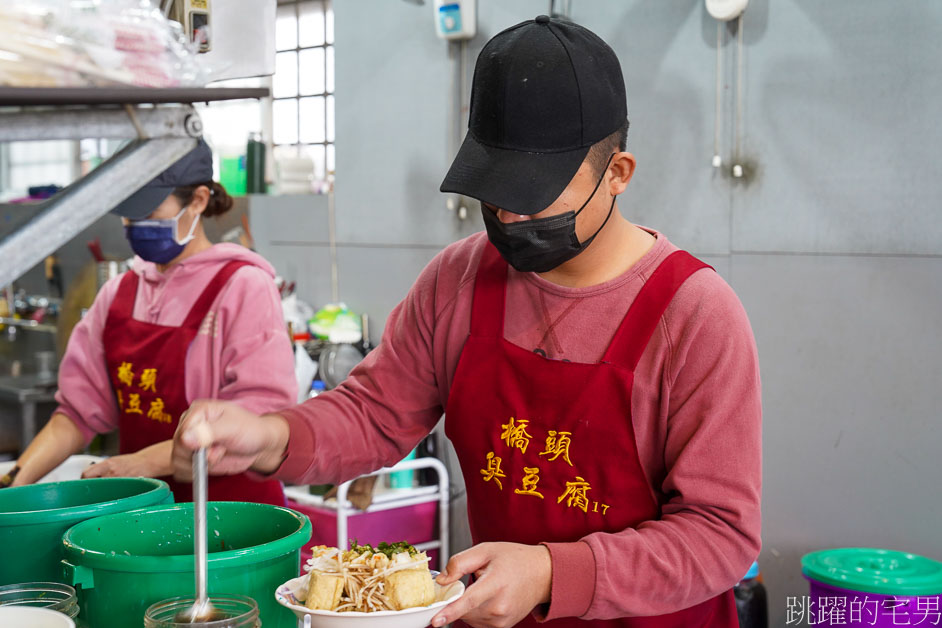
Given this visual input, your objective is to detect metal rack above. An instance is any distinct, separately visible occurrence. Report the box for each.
[0,86,269,107]
[0,86,269,288]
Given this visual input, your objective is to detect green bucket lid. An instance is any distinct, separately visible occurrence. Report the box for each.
[0,478,171,526]
[62,501,311,573]
[802,548,942,596]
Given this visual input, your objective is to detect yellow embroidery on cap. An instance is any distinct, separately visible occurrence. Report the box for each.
[539,430,573,466]
[514,467,544,499]
[480,452,506,490]
[500,416,533,454]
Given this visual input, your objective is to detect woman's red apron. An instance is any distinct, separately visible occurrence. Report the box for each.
[103,260,285,506]
[445,245,737,627]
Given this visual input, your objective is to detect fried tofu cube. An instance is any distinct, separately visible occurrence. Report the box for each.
[305,570,344,610]
[385,568,435,610]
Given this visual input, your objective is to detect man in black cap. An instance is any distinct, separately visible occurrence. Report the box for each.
[173,16,761,628]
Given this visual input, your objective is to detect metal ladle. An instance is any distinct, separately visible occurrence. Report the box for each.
[175,447,219,623]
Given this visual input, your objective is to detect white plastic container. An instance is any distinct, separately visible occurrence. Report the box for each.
[0,606,75,627]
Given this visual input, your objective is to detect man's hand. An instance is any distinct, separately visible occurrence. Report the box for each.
[171,400,290,481]
[431,542,552,628]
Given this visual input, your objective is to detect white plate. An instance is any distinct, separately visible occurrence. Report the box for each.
[0,454,103,484]
[275,573,464,628]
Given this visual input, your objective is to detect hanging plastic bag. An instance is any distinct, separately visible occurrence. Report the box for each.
[0,0,210,88]
[308,303,363,345]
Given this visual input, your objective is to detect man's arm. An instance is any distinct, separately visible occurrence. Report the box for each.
[174,252,451,485]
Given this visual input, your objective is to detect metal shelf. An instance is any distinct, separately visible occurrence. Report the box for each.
[0,317,57,333]
[0,87,270,288]
[0,86,269,106]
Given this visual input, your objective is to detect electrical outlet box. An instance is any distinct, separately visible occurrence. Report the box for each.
[434,0,476,40]
[188,0,211,52]
[169,0,275,82]
[170,0,212,52]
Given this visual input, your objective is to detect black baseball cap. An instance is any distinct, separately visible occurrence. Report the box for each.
[110,139,214,220]
[440,15,628,215]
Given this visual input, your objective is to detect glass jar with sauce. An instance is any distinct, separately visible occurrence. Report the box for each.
[143,595,260,628]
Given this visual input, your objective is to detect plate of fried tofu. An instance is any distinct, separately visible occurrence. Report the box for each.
[275,542,465,628]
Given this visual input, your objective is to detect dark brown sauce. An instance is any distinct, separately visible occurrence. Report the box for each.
[173,609,232,623]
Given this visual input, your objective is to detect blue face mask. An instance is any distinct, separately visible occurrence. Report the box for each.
[124,206,200,264]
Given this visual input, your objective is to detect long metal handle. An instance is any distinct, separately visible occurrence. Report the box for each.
[194,447,209,606]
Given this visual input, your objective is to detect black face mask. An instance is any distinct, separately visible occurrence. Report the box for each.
[481,154,616,273]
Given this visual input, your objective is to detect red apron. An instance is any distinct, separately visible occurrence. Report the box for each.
[445,245,737,627]
[103,260,285,506]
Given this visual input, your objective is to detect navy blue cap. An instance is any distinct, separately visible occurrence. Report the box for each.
[110,139,214,220]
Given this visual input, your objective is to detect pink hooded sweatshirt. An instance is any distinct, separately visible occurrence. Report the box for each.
[55,243,297,443]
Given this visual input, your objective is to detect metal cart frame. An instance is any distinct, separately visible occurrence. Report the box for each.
[284,456,451,567]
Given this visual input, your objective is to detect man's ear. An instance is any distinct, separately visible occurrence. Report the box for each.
[608,152,636,196]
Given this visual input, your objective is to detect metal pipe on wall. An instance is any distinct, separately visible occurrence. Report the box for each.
[713,21,724,169]
[446,38,471,220]
[732,13,745,178]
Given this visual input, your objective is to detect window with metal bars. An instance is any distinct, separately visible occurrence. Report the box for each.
[273,0,335,182]
[0,141,79,201]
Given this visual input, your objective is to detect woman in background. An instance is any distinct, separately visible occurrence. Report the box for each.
[7,140,296,505]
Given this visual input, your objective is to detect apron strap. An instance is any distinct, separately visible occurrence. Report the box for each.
[602,250,712,371]
[181,261,252,329]
[107,270,141,322]
[469,243,508,338]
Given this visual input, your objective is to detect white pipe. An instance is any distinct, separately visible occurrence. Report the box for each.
[713,21,723,168]
[733,13,745,178]
[327,184,339,302]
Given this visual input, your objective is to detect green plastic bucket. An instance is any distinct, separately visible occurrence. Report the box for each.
[802,548,942,627]
[61,502,311,628]
[0,478,172,586]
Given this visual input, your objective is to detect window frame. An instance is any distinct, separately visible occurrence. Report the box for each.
[273,0,334,180]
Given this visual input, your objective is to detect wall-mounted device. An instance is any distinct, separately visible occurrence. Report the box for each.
[164,0,275,83]
[169,0,212,52]
[706,0,748,22]
[434,0,476,40]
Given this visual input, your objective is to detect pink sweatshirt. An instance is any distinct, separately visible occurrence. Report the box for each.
[275,229,761,621]
[56,244,297,443]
